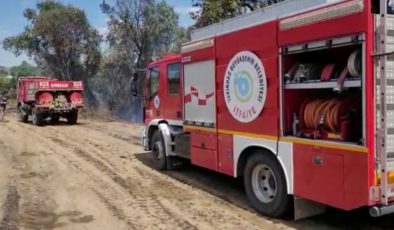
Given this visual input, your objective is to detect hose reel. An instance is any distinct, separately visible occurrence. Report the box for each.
[297,97,360,141]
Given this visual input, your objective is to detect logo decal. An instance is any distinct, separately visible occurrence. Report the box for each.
[224,51,267,123]
[184,86,214,106]
[153,95,160,109]
[50,83,69,88]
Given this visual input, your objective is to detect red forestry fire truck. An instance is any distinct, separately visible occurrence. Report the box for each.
[17,76,84,126]
[135,0,394,219]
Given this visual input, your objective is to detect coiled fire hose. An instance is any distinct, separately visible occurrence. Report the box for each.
[348,49,361,78]
[301,99,344,133]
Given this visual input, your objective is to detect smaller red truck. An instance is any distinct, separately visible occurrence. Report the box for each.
[17,76,84,126]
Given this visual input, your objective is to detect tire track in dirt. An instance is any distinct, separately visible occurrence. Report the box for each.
[19,122,122,174]
[10,124,143,229]
[13,123,199,230]
[61,125,285,229]
[0,186,20,230]
[0,130,64,230]
[45,128,206,229]
[80,122,141,143]
[45,128,231,228]
[8,123,134,229]
[9,120,268,228]
[27,124,269,229]
[90,190,137,230]
[46,136,200,230]
[70,124,340,230]
[0,140,19,230]
[40,125,281,230]
[8,121,287,230]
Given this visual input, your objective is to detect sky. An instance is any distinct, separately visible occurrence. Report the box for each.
[0,0,197,67]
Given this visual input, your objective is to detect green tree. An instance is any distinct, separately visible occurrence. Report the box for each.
[101,0,185,69]
[191,0,285,28]
[90,51,132,112]
[3,0,101,80]
[9,61,43,78]
[172,27,189,53]
[0,67,8,77]
[0,77,12,95]
[191,0,241,28]
[93,0,187,121]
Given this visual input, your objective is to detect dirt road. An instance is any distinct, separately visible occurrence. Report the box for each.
[0,111,393,230]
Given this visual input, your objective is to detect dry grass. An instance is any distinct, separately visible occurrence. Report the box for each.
[79,107,117,122]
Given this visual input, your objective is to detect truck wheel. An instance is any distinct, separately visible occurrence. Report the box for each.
[66,110,78,124]
[51,114,60,124]
[150,130,167,170]
[18,107,28,123]
[32,109,43,126]
[244,152,292,218]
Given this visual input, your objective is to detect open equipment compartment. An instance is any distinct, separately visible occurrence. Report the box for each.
[280,34,365,145]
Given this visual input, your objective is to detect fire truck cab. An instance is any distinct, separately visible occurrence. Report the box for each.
[138,0,394,219]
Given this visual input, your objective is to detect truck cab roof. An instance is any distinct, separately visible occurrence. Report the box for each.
[148,54,181,68]
[19,76,55,81]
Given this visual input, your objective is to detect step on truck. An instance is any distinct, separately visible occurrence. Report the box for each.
[133,0,394,220]
[17,76,84,126]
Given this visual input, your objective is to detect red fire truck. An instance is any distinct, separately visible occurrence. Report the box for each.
[17,76,84,126]
[135,0,394,219]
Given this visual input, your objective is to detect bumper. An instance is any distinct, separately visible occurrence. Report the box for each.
[35,105,83,113]
[370,203,394,217]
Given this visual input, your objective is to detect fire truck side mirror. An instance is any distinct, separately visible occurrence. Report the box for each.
[130,74,138,97]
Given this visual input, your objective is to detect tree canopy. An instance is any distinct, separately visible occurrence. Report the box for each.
[9,61,43,78]
[191,0,285,28]
[101,0,187,69]
[91,0,187,121]
[2,0,101,80]
[0,67,8,77]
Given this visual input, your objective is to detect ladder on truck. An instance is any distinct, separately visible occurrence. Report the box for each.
[376,0,394,207]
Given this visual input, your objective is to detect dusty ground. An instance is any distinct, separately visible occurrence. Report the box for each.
[0,109,393,230]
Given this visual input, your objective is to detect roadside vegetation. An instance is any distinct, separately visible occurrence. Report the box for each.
[0,61,42,98]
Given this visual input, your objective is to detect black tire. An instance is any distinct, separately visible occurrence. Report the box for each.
[18,107,28,123]
[150,130,167,170]
[51,114,60,124]
[244,152,292,218]
[66,110,78,124]
[32,109,43,126]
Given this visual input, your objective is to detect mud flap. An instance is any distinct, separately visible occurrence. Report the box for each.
[166,157,187,170]
[294,196,326,220]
